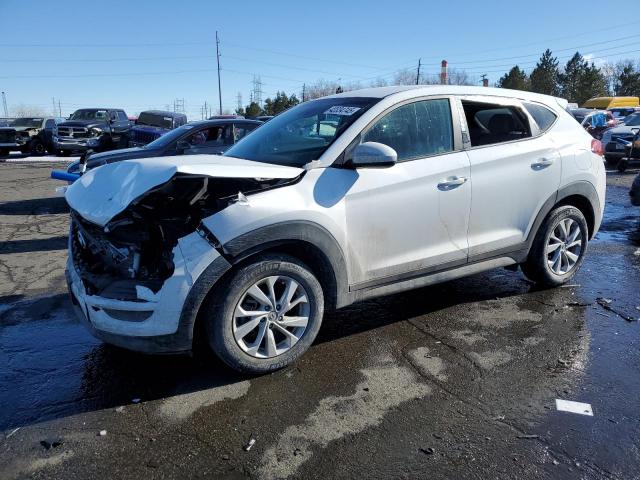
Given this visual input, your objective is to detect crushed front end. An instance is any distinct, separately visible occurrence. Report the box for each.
[64,159,302,353]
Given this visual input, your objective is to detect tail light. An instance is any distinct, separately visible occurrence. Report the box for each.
[591,138,604,156]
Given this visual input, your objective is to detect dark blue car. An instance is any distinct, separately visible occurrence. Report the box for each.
[64,118,263,176]
[129,110,188,147]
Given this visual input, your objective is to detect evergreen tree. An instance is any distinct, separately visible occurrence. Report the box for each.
[496,66,529,90]
[244,102,262,118]
[262,91,300,116]
[616,62,640,96]
[559,52,607,104]
[529,49,560,96]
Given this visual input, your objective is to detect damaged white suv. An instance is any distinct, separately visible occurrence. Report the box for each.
[65,86,606,373]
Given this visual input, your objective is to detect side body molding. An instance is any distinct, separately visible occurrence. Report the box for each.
[221,221,350,309]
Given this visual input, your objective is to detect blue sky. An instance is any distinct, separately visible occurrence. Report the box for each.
[1,0,639,119]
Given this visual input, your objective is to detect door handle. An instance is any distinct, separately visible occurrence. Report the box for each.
[437,176,468,191]
[531,158,554,170]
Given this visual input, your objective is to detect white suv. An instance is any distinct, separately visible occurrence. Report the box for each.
[65,86,606,373]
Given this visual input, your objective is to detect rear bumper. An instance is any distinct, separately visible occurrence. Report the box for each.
[66,230,231,354]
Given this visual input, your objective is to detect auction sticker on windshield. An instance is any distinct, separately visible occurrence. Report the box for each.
[324,106,361,116]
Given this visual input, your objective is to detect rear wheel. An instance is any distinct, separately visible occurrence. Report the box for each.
[204,254,324,374]
[618,159,629,172]
[604,155,620,167]
[522,206,588,287]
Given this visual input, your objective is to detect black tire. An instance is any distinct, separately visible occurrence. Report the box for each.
[618,159,628,172]
[29,139,45,156]
[522,206,588,287]
[204,254,324,374]
[0,148,9,156]
[604,155,620,167]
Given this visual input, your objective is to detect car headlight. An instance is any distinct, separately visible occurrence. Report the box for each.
[89,127,103,136]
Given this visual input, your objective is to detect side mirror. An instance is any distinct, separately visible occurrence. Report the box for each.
[176,139,190,154]
[350,142,397,168]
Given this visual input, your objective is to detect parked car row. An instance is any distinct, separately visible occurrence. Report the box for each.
[66,118,262,174]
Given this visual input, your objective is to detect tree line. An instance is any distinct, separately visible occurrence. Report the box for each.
[497,49,640,105]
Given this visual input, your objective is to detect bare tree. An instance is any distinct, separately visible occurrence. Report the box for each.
[369,77,389,87]
[392,68,418,85]
[448,68,474,86]
[10,104,47,117]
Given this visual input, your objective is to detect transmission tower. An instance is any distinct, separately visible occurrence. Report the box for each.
[236,92,243,112]
[173,99,185,113]
[251,76,263,107]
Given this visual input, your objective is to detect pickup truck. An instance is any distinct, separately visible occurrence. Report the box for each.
[0,117,64,155]
[129,110,187,147]
[54,108,131,156]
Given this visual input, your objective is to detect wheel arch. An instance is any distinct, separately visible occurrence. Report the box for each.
[527,181,601,248]
[221,221,349,311]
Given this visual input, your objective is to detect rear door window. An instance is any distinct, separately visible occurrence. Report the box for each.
[461,101,531,147]
[362,98,454,161]
[523,102,557,132]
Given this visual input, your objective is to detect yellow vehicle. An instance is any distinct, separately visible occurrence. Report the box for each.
[582,96,639,109]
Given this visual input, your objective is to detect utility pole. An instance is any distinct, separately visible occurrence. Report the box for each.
[216,31,222,115]
[1,92,8,117]
[52,97,56,116]
[236,92,242,112]
[416,58,421,85]
[302,83,306,102]
[204,101,208,118]
[58,100,61,117]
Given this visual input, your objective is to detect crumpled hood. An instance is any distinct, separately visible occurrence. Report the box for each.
[65,154,304,226]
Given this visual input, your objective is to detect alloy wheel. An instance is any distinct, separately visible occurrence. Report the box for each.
[546,218,583,275]
[232,275,310,359]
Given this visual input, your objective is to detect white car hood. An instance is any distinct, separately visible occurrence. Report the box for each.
[65,154,304,226]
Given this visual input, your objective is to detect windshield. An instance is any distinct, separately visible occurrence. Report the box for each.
[624,113,640,126]
[70,109,109,121]
[144,123,196,149]
[11,118,43,128]
[224,97,380,166]
[137,112,173,129]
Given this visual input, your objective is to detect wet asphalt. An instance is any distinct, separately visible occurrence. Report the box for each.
[0,162,639,479]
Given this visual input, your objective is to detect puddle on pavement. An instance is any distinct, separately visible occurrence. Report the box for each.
[595,187,640,245]
[0,298,242,430]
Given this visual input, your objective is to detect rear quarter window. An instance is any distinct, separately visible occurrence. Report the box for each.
[523,102,557,133]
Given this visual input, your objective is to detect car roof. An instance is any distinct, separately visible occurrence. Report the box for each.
[140,110,186,117]
[325,85,566,106]
[186,119,263,127]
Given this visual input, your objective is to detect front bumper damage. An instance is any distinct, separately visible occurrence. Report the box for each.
[66,227,230,353]
[63,155,304,354]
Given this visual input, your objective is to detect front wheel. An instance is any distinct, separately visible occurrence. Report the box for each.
[29,139,45,156]
[522,206,588,287]
[204,254,324,374]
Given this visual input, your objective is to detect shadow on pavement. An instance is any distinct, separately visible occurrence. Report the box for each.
[0,236,68,254]
[0,197,69,215]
